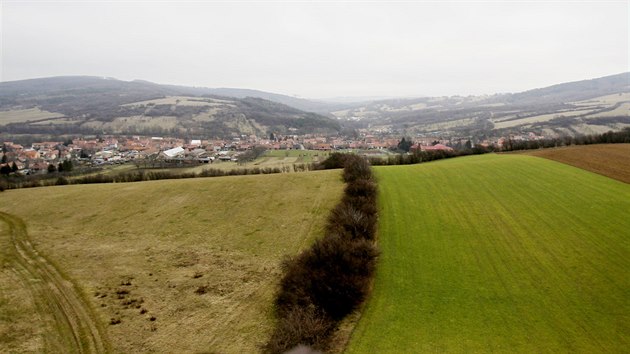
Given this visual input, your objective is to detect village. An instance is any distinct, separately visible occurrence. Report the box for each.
[0,131,546,175]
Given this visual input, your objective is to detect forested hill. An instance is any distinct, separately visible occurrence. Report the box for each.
[0,76,341,138]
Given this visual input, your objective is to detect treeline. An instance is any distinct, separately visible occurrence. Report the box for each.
[369,128,630,167]
[265,154,379,353]
[501,127,630,151]
[369,146,493,166]
[0,166,300,191]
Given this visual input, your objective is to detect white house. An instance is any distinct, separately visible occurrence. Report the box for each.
[161,146,185,159]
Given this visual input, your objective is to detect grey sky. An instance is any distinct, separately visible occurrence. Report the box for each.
[1,1,628,98]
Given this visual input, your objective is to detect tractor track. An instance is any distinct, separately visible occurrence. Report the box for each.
[0,211,109,353]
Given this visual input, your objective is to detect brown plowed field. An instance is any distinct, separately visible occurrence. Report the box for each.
[524,144,630,183]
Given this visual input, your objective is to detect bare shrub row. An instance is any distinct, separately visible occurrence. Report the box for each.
[0,165,304,191]
[265,154,379,353]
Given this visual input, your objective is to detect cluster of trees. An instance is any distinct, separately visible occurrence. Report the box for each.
[236,146,268,165]
[397,137,413,152]
[0,153,18,175]
[265,153,379,353]
[47,160,73,173]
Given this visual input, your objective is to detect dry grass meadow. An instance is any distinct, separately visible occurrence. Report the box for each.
[0,170,343,353]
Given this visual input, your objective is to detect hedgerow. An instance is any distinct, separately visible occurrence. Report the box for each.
[265,154,379,353]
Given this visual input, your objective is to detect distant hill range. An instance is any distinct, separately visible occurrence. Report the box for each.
[0,73,628,139]
[332,72,630,137]
[0,76,341,138]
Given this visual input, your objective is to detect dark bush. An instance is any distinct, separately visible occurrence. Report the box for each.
[344,179,377,203]
[342,155,372,183]
[340,195,378,223]
[316,152,348,170]
[275,255,316,315]
[55,177,69,185]
[306,235,378,320]
[326,202,377,241]
[267,151,380,352]
[275,235,378,321]
[263,306,336,354]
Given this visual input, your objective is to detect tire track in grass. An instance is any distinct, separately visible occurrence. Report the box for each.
[0,211,109,353]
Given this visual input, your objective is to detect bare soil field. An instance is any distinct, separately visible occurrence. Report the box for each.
[524,144,630,183]
[0,171,343,353]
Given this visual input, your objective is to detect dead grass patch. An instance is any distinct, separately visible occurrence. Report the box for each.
[0,171,343,353]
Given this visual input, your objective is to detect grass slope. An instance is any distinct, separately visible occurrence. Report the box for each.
[347,154,629,353]
[524,144,630,184]
[0,171,343,353]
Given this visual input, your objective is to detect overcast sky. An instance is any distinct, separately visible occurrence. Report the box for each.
[1,1,628,98]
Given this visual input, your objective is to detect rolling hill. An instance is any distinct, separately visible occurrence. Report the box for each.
[1,73,628,140]
[0,76,341,138]
[334,72,630,137]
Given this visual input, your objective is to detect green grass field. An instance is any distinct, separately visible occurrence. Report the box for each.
[347,154,629,353]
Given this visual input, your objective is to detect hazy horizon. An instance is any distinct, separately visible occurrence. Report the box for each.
[1,1,628,99]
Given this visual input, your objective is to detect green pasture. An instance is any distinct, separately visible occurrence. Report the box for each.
[348,154,629,353]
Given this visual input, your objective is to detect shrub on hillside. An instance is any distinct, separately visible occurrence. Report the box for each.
[267,151,379,352]
[275,235,378,321]
[276,254,317,315]
[326,202,377,241]
[342,155,372,183]
[263,306,336,354]
[55,177,69,186]
[316,152,348,170]
[344,179,377,202]
[306,235,379,320]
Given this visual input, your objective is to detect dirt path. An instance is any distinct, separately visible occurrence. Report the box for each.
[0,211,110,353]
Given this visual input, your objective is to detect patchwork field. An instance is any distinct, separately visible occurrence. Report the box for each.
[492,109,595,129]
[524,143,630,183]
[0,171,343,353]
[0,108,65,125]
[347,154,630,353]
